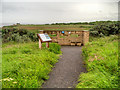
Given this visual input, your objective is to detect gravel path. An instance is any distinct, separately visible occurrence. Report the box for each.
[42,46,86,88]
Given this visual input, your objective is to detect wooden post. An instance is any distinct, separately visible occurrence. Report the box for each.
[57,31,59,37]
[46,42,49,48]
[39,39,42,49]
[82,30,89,46]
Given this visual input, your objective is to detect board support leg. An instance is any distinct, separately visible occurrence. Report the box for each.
[39,39,42,49]
[46,42,49,48]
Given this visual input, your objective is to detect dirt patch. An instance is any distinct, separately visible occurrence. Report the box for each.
[42,46,86,88]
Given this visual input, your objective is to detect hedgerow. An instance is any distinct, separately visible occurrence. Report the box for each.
[2,28,38,43]
[90,22,119,37]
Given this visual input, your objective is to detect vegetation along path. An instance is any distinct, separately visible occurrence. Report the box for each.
[42,46,86,88]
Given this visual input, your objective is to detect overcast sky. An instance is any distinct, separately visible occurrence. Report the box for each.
[1,0,119,27]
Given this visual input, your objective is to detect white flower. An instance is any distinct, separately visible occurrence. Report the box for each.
[3,78,10,81]
[9,78,13,80]
[2,77,14,81]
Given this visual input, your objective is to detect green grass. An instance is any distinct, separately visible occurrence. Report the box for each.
[49,34,57,38]
[2,42,61,88]
[0,38,1,90]
[70,34,78,37]
[59,36,65,38]
[76,35,118,88]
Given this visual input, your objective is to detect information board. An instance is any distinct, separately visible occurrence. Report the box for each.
[38,34,52,42]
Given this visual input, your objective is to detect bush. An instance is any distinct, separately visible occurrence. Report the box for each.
[2,28,38,43]
[48,43,61,54]
[91,23,119,36]
[90,31,99,37]
[99,32,104,37]
[42,43,61,54]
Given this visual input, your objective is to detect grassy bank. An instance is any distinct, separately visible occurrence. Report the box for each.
[76,35,118,88]
[2,42,61,88]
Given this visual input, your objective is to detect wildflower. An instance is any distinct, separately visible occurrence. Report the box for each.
[13,82,17,84]
[9,78,13,80]
[2,78,14,81]
[2,78,10,81]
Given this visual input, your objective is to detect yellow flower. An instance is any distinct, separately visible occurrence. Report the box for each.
[13,82,17,84]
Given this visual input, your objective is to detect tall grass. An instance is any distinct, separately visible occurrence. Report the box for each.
[76,35,118,88]
[2,42,61,88]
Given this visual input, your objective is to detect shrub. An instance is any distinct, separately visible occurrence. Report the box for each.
[90,31,99,37]
[42,43,61,54]
[2,28,38,43]
[99,32,104,37]
[91,23,119,36]
[22,35,31,42]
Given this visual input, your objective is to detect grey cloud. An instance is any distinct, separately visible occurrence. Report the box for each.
[1,1,118,26]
